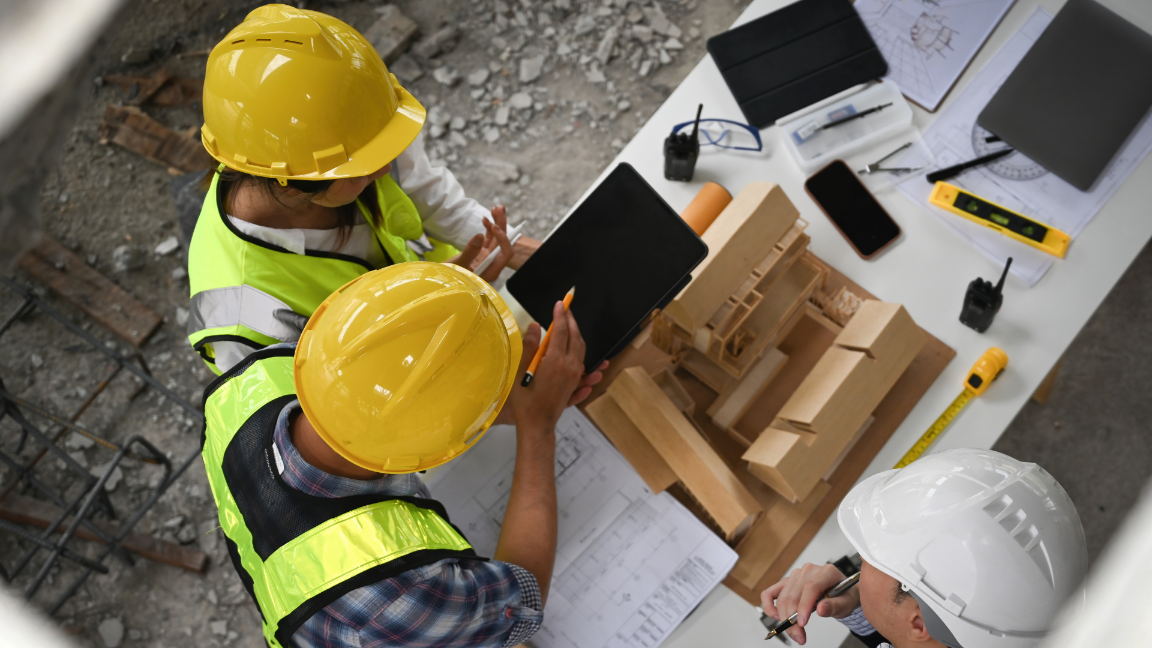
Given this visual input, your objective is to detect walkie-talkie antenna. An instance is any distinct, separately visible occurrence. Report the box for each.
[994,257,1013,294]
[690,103,703,141]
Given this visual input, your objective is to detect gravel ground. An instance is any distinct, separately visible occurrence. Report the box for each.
[1,0,754,646]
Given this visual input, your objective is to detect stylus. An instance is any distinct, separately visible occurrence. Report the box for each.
[820,103,893,130]
[926,148,1014,183]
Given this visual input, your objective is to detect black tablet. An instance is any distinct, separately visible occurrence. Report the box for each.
[507,163,708,372]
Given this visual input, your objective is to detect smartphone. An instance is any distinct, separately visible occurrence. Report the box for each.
[804,160,901,259]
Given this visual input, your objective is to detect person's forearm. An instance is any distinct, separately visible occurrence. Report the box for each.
[507,236,541,270]
[493,421,558,604]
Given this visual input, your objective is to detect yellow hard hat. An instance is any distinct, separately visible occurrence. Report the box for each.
[200,4,424,181]
[294,262,523,474]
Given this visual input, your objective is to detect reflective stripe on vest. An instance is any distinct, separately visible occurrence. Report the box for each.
[202,350,474,647]
[187,170,455,374]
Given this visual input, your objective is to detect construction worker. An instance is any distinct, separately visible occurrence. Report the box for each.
[202,261,606,648]
[188,4,529,374]
[760,449,1087,648]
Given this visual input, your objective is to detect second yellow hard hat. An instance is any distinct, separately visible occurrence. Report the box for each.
[294,262,523,474]
[201,4,424,181]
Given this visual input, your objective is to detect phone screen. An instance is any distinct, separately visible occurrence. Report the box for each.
[805,161,900,257]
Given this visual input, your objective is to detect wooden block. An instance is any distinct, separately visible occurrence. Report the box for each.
[653,370,695,417]
[664,183,799,331]
[104,73,203,107]
[18,237,162,347]
[364,5,421,63]
[129,68,173,106]
[610,368,762,540]
[778,346,871,434]
[0,493,208,573]
[586,394,678,493]
[679,347,734,393]
[98,105,213,174]
[743,301,924,502]
[729,479,831,589]
[708,348,787,431]
[585,331,670,405]
[823,416,874,482]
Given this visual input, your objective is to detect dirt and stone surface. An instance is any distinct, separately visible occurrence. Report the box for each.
[0,0,754,646]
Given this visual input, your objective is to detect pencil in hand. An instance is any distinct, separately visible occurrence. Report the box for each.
[521,287,576,387]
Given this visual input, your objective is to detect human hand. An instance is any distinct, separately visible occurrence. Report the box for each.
[445,205,514,282]
[760,563,856,645]
[492,339,606,427]
[506,301,591,435]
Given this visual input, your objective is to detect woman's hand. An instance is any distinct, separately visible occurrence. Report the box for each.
[447,205,515,281]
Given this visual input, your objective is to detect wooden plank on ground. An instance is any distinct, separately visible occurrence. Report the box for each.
[0,493,208,573]
[98,105,213,173]
[103,72,203,107]
[18,236,162,347]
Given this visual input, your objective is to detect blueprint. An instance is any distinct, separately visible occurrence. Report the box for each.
[855,0,1015,111]
[890,8,1152,286]
[423,408,738,648]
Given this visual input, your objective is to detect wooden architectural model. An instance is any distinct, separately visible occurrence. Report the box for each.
[582,181,952,600]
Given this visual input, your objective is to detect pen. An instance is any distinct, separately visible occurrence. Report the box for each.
[925,148,1014,183]
[520,287,575,387]
[821,103,893,130]
[764,572,861,640]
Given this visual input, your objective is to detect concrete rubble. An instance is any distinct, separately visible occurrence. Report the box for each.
[0,1,751,646]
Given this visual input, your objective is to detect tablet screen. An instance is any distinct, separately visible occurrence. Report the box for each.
[507,164,708,372]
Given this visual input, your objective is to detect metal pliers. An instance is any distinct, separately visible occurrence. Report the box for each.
[858,142,925,175]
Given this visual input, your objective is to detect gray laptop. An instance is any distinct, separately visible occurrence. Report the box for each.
[978,0,1152,191]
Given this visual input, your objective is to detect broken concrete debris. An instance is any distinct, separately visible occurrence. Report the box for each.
[412,25,460,59]
[595,27,619,65]
[98,617,125,648]
[467,68,491,86]
[519,54,545,83]
[154,235,179,256]
[433,66,461,87]
[484,159,521,183]
[363,5,421,64]
[112,245,143,273]
[390,54,424,83]
[508,92,533,110]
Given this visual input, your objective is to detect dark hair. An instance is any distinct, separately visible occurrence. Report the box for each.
[203,167,383,251]
[893,581,911,607]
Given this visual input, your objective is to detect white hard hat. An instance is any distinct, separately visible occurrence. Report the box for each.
[838,449,1087,648]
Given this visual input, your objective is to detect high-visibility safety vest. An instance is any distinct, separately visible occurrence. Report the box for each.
[201,347,479,648]
[187,170,458,373]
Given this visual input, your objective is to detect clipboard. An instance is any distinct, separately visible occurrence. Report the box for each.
[506,164,708,373]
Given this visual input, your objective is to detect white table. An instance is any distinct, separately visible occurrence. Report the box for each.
[551,0,1152,646]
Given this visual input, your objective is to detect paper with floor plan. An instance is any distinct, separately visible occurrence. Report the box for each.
[424,408,738,648]
[889,8,1152,286]
[854,0,1016,111]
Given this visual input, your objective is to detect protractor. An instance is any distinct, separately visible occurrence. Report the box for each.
[970,124,1048,181]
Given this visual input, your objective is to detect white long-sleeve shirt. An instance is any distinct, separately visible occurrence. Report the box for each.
[212,133,489,372]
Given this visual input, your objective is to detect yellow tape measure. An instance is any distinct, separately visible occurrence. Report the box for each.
[894,347,1009,469]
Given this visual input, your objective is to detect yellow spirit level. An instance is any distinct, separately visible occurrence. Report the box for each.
[894,347,1008,468]
[928,182,1070,258]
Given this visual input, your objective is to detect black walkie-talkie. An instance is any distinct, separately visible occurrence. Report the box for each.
[664,104,702,181]
[960,257,1012,333]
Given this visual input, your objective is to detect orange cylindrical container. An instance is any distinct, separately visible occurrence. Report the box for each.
[680,182,731,236]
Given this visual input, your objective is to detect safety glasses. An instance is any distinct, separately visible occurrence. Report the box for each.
[671,118,763,151]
